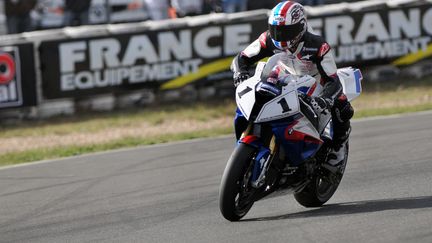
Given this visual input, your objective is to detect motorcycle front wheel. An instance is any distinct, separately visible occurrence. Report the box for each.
[294,143,349,207]
[219,143,257,221]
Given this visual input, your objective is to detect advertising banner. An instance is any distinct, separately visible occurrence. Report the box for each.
[39,20,268,99]
[39,2,432,99]
[309,3,432,67]
[0,44,37,109]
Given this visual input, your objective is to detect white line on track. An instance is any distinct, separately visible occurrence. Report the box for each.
[1,110,432,171]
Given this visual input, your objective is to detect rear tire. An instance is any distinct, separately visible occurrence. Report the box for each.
[294,143,349,207]
[219,143,257,221]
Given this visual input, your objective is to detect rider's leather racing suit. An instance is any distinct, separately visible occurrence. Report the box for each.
[231,31,354,148]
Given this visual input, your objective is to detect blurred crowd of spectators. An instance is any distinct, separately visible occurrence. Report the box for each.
[127,0,287,20]
[4,0,328,34]
[4,0,37,34]
[5,0,93,33]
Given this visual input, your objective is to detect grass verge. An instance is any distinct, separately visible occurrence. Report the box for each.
[1,76,431,166]
[0,127,232,167]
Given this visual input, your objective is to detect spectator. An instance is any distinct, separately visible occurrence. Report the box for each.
[127,0,144,11]
[247,0,280,10]
[63,0,92,26]
[222,0,247,13]
[143,0,170,20]
[171,0,203,17]
[298,0,325,6]
[202,0,222,14]
[5,0,37,34]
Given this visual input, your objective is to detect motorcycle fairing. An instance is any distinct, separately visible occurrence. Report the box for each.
[322,119,333,140]
[235,63,265,120]
[254,89,300,123]
[235,59,363,167]
[337,67,363,101]
[271,116,323,166]
[239,135,262,148]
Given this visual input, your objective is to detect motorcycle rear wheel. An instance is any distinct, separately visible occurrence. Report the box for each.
[219,143,257,221]
[294,143,349,207]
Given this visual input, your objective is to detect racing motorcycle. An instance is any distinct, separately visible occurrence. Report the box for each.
[219,53,363,221]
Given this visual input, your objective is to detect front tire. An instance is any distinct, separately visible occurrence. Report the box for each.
[219,143,257,221]
[294,143,349,207]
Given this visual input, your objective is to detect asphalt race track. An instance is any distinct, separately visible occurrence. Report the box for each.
[1,111,432,243]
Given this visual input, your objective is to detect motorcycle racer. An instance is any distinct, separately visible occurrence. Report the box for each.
[231,1,354,167]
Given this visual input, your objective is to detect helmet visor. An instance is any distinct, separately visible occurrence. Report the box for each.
[269,22,304,42]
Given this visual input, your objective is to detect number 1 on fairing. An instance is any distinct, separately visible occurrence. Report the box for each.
[238,86,252,99]
[277,98,291,113]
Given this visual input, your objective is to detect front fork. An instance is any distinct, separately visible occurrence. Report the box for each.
[239,123,277,188]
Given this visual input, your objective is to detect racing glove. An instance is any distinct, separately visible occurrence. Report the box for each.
[233,71,250,87]
[333,94,354,123]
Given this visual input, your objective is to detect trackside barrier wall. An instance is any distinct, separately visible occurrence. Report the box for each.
[0,0,431,116]
[0,41,37,110]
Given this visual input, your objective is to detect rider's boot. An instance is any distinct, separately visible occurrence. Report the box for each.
[326,94,354,169]
[327,121,351,168]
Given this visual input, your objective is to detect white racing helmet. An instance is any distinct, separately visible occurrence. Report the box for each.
[268,1,307,51]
